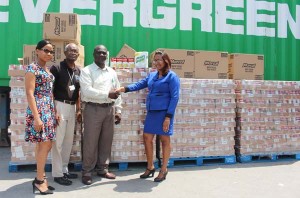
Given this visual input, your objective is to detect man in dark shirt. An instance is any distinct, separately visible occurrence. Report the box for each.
[50,43,81,186]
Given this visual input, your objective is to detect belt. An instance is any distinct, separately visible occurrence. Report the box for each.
[87,102,114,107]
[56,99,76,105]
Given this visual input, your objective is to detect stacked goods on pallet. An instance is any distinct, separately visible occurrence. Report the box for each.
[172,79,236,158]
[8,13,84,164]
[112,68,151,162]
[8,65,39,163]
[8,65,82,163]
[111,47,150,163]
[235,80,300,160]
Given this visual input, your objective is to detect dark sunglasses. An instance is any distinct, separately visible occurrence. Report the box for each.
[40,48,55,55]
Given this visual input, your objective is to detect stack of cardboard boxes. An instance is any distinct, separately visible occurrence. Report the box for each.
[152,49,229,79]
[235,80,300,156]
[111,44,136,69]
[22,13,85,68]
[8,67,81,163]
[150,48,264,80]
[43,13,84,162]
[111,69,237,160]
[8,65,37,163]
[111,68,155,162]
[8,13,84,164]
[9,60,300,164]
[111,44,149,69]
[112,44,264,80]
[172,79,236,157]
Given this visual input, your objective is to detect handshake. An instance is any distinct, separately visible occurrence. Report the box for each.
[108,87,125,100]
[108,89,120,99]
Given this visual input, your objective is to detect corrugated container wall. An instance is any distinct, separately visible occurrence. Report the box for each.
[0,0,299,86]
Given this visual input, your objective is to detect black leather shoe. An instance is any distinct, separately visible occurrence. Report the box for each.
[63,172,78,179]
[54,176,72,186]
[82,176,92,185]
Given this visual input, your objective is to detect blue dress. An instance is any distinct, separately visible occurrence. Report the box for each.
[126,71,180,136]
[25,63,56,142]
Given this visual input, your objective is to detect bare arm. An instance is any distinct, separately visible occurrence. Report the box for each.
[76,91,82,123]
[116,87,125,93]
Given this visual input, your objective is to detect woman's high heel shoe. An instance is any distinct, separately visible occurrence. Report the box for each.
[32,178,53,195]
[44,176,55,191]
[154,170,168,182]
[140,168,156,178]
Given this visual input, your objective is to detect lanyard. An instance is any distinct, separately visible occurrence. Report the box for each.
[67,69,75,85]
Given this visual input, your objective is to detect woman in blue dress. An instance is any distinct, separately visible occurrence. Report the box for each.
[25,40,57,194]
[117,51,180,182]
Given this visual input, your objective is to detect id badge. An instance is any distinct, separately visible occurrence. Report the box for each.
[69,85,75,91]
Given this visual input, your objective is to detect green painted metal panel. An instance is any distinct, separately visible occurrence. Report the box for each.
[0,0,299,86]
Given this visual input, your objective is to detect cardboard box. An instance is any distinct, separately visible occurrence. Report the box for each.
[229,53,264,80]
[116,44,136,58]
[43,13,81,44]
[47,41,85,67]
[22,42,84,67]
[194,51,228,79]
[23,45,37,66]
[152,48,195,78]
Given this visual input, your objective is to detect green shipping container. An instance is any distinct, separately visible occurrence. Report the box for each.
[0,0,299,86]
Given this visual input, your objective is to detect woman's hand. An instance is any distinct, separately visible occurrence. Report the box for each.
[163,117,170,133]
[76,111,82,123]
[34,117,44,132]
[115,87,125,93]
[55,113,61,126]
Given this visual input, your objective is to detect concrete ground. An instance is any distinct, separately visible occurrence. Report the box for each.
[0,147,300,198]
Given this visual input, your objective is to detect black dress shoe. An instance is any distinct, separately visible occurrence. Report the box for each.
[82,176,92,185]
[54,176,72,186]
[97,172,116,179]
[63,172,78,179]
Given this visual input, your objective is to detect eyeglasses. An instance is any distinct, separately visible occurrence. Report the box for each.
[153,59,164,63]
[40,48,55,55]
